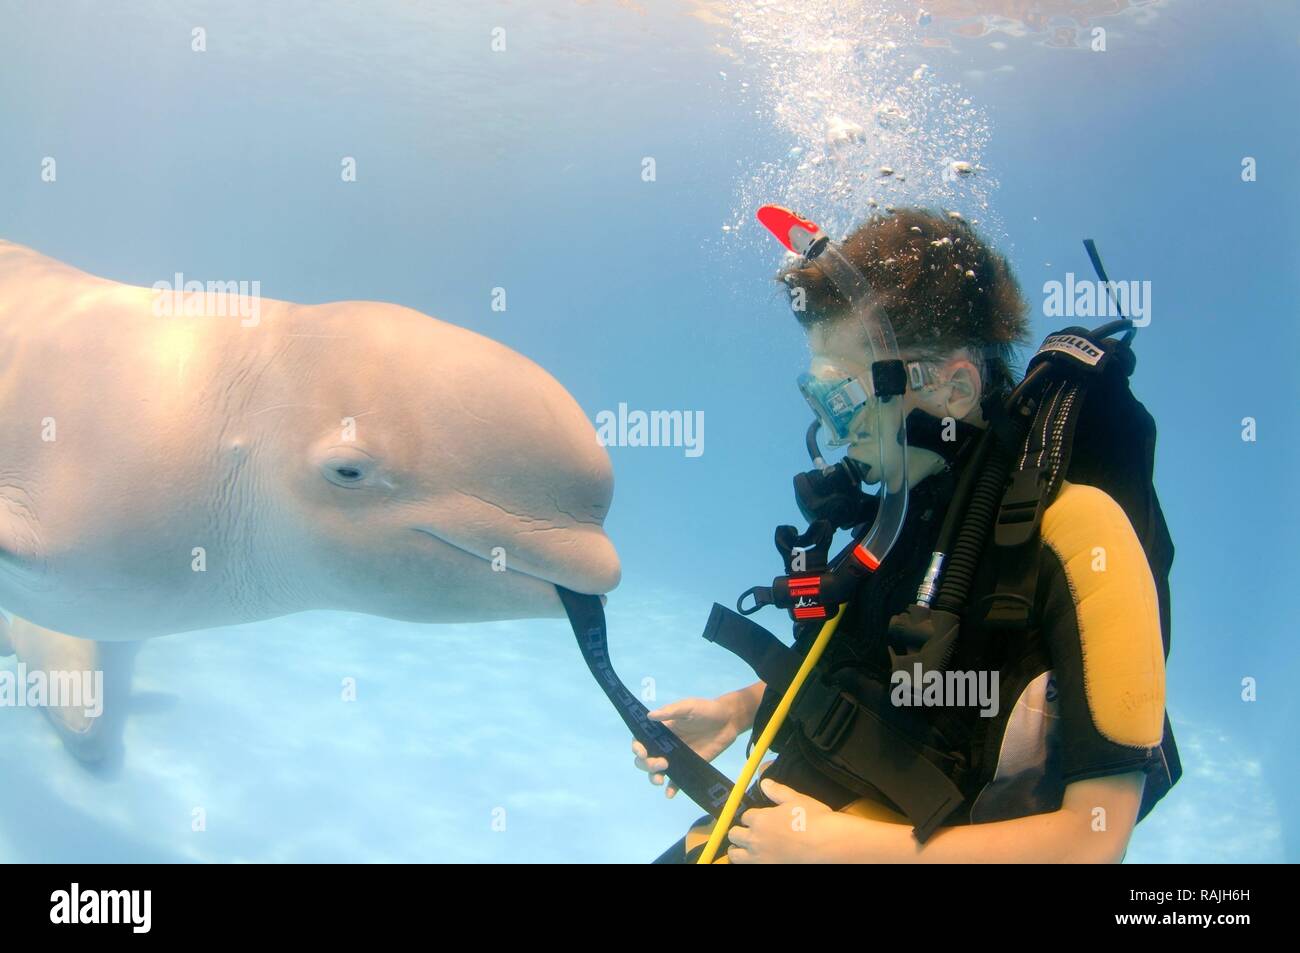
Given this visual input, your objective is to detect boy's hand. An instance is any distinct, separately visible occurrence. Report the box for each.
[726,778,847,864]
[631,695,745,798]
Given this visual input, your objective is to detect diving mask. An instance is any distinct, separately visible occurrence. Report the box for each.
[798,361,939,447]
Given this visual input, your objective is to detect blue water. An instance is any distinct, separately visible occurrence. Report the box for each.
[1,0,1296,862]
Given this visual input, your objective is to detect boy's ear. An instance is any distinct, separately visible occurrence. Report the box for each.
[943,358,982,420]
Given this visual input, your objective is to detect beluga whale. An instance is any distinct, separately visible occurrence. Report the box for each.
[0,239,620,761]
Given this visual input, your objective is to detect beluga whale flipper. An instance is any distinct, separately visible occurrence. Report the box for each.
[0,239,620,762]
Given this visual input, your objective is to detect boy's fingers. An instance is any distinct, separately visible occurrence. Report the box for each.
[632,740,669,769]
[648,700,695,723]
[634,752,669,772]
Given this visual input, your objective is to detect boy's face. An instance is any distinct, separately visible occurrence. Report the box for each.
[805,317,976,479]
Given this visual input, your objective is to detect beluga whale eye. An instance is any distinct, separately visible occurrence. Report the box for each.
[319,447,377,488]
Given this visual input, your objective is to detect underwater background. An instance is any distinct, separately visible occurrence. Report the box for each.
[1,0,1296,863]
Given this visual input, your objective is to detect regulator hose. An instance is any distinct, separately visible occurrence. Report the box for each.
[931,423,1014,616]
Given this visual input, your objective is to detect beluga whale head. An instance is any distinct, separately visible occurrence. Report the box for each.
[242,299,621,625]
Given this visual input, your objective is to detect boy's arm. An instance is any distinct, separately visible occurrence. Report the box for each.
[834,483,1162,863]
[723,681,767,731]
[802,771,1144,863]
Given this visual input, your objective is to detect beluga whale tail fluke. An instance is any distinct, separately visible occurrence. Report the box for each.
[0,238,620,762]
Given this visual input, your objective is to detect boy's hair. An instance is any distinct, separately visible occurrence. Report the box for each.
[778,208,1030,397]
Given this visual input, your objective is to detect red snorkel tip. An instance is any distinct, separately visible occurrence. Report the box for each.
[756,205,823,253]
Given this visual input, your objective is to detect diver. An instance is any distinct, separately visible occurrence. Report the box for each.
[632,207,1178,863]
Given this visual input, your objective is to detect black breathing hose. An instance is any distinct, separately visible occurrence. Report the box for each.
[929,388,1041,616]
[932,437,1013,615]
[931,427,993,558]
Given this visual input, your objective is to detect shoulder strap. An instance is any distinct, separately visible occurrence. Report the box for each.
[981,328,1133,629]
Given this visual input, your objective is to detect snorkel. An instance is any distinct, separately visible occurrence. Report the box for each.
[753,205,911,579]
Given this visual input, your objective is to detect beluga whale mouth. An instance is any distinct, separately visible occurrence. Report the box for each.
[409,522,619,601]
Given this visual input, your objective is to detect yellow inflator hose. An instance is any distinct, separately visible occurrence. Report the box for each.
[696,603,848,864]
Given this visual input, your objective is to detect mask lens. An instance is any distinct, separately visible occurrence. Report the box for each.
[798,373,869,446]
